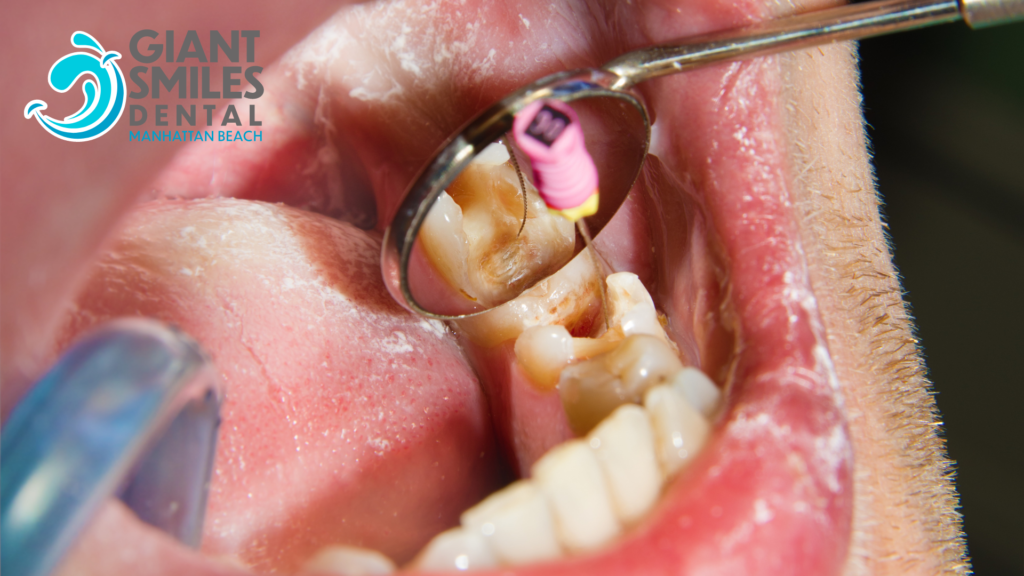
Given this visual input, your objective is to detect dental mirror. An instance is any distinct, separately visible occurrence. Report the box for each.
[383,71,649,318]
[382,0,1023,319]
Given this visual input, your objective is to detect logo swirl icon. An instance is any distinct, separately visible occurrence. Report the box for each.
[24,31,126,142]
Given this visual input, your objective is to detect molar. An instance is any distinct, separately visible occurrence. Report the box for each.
[559,334,683,435]
[418,142,575,308]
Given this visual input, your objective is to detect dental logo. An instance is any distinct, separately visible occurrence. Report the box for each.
[24,31,126,142]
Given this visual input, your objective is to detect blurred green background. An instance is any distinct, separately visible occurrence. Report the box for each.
[858,19,1024,576]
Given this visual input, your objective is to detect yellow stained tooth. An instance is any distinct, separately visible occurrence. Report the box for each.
[602,334,684,391]
[418,147,575,309]
[558,334,683,435]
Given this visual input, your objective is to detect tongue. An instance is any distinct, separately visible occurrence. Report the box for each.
[54,199,509,572]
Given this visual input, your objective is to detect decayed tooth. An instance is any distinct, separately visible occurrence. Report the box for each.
[301,545,395,575]
[671,367,722,418]
[418,147,575,308]
[532,439,622,553]
[644,384,710,475]
[408,527,497,572]
[587,404,662,524]
[514,325,575,391]
[460,480,562,565]
[605,273,673,345]
[559,334,684,435]
[455,252,601,347]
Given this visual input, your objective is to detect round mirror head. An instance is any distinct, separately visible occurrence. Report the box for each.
[382,70,650,319]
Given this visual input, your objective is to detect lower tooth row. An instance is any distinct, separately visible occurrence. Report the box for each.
[406,377,715,573]
[403,274,721,572]
[300,274,721,574]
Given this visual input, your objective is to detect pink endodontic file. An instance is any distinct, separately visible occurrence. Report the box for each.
[511,99,599,218]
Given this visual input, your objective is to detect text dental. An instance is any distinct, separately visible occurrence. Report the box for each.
[127,30,263,133]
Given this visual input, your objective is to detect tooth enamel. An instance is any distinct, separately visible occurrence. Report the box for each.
[559,334,684,435]
[586,404,662,524]
[605,273,673,345]
[472,141,511,165]
[418,155,575,309]
[513,325,576,390]
[301,545,395,575]
[409,527,497,572]
[531,439,622,553]
[456,249,601,347]
[644,384,710,475]
[420,191,472,293]
[460,480,563,565]
[671,367,722,418]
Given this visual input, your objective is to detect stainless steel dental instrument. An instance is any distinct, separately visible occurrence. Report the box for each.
[381,0,1023,319]
[1,319,223,576]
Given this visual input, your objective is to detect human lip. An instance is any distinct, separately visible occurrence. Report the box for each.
[40,0,870,574]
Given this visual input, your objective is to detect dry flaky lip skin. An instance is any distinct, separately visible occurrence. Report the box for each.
[0,0,967,575]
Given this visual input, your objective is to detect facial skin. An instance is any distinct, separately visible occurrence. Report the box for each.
[1,0,968,574]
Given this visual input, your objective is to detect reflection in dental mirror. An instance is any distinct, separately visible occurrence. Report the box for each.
[404,94,648,318]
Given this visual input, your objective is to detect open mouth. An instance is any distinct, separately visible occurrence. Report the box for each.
[24,0,932,574]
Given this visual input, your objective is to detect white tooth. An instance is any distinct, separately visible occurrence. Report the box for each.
[531,439,622,552]
[606,273,672,344]
[420,190,472,292]
[644,384,710,476]
[587,404,663,524]
[514,325,575,390]
[409,527,497,572]
[460,480,562,565]
[301,545,395,575]
[472,141,511,165]
[670,367,721,418]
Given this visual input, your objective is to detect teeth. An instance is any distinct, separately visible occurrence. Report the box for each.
[408,527,497,572]
[531,439,622,553]
[605,273,673,346]
[418,144,575,308]
[409,369,716,572]
[513,325,575,391]
[671,366,722,418]
[559,334,683,435]
[301,545,395,575]
[414,266,721,571]
[456,249,601,347]
[587,404,662,525]
[644,384,711,475]
[420,191,472,294]
[472,141,511,165]
[460,480,563,565]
